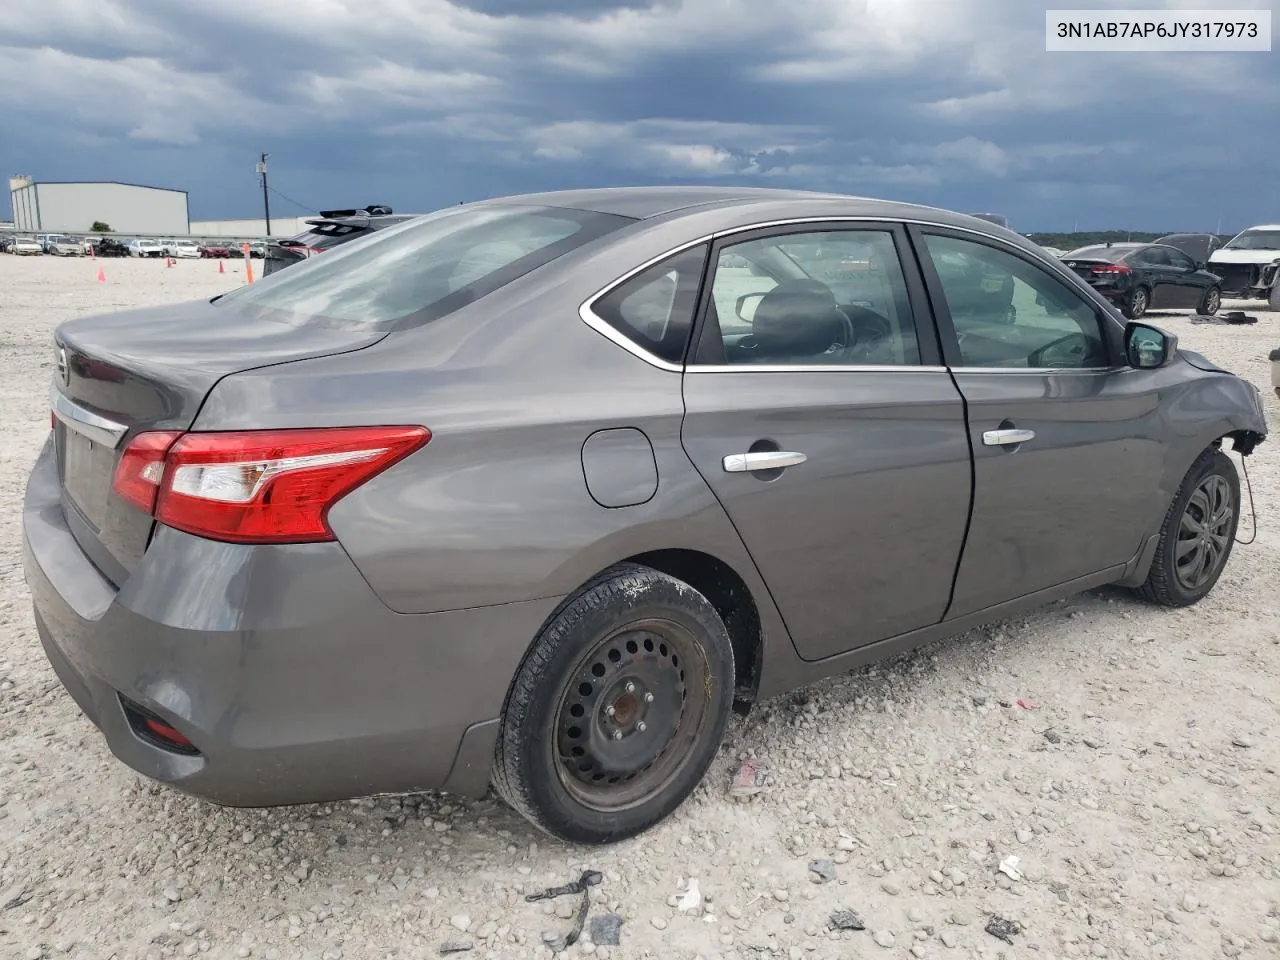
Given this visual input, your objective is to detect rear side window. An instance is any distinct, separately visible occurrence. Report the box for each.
[591,245,708,365]
[218,204,634,329]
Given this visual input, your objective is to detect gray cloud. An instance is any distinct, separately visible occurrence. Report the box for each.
[1,0,1276,229]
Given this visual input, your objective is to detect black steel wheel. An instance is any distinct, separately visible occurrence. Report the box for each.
[1136,448,1240,607]
[493,564,735,844]
[1197,286,1222,316]
[1125,286,1150,320]
[553,619,708,811]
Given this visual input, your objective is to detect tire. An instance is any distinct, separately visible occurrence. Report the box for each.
[1124,285,1150,320]
[1269,284,1280,311]
[493,563,735,844]
[1134,448,1240,607]
[1197,286,1222,316]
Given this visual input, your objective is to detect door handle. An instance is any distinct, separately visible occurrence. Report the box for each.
[723,451,808,473]
[982,428,1035,447]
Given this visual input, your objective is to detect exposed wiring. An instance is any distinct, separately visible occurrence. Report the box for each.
[1235,452,1257,545]
[266,185,317,214]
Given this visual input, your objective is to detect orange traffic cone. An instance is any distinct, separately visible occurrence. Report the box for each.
[166,256,175,268]
[218,260,225,274]
[96,266,106,282]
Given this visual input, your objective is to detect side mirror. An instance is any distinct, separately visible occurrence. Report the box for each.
[1126,322,1178,369]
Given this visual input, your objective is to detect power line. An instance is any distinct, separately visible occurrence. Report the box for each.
[266,184,318,215]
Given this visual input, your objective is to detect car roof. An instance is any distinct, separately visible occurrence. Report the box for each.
[469,186,851,220]
[1238,223,1280,231]
[463,186,1032,241]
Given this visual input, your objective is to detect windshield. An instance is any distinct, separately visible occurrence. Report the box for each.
[1223,229,1280,251]
[218,203,634,328]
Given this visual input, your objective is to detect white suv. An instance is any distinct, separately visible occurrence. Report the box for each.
[1207,225,1280,310]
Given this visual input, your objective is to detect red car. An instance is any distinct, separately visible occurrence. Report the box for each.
[199,243,231,258]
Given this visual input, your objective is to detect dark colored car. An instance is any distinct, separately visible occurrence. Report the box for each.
[92,237,131,258]
[200,243,231,259]
[1155,233,1224,265]
[1061,242,1224,319]
[968,212,1010,229]
[262,205,412,276]
[25,187,1267,844]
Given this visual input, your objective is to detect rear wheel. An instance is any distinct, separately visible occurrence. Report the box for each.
[1135,448,1239,607]
[1197,286,1222,316]
[1124,286,1150,320]
[493,563,735,844]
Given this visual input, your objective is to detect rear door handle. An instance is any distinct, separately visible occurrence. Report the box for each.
[982,428,1035,447]
[723,451,808,473]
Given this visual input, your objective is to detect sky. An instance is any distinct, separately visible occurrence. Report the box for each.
[1,0,1277,232]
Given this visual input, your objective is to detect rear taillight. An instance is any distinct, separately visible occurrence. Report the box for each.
[111,426,429,544]
[1090,264,1131,275]
[113,431,183,513]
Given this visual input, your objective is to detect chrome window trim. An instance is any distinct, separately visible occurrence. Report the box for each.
[579,215,1085,373]
[949,366,1118,376]
[51,387,128,448]
[687,364,949,374]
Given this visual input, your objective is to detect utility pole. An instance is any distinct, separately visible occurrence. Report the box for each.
[256,152,271,236]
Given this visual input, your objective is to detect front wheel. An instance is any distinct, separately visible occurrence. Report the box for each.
[1124,286,1150,320]
[1134,448,1240,607]
[1197,286,1222,316]
[493,563,735,844]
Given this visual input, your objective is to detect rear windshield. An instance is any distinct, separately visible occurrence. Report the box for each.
[218,204,633,328]
[1063,246,1131,262]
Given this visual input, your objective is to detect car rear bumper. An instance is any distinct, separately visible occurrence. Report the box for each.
[22,436,558,806]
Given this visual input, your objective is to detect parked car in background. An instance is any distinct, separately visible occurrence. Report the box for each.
[1206,224,1280,310]
[168,240,202,259]
[93,237,131,258]
[968,212,1010,229]
[1061,242,1223,318]
[199,242,231,258]
[1155,233,1223,265]
[11,236,43,255]
[26,187,1267,844]
[49,236,86,256]
[263,205,411,276]
[126,238,165,258]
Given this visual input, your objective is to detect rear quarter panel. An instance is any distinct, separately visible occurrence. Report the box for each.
[191,227,785,625]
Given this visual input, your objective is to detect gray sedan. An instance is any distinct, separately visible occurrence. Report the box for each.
[23,187,1268,844]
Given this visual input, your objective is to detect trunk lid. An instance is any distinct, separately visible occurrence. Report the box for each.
[52,298,386,582]
[1061,257,1120,280]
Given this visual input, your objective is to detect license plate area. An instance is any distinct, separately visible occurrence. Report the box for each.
[60,424,114,531]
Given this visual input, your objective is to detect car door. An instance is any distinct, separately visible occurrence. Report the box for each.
[1163,247,1209,308]
[912,227,1169,618]
[679,223,973,661]
[1137,245,1184,308]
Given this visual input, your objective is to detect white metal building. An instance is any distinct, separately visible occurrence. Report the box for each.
[9,177,189,236]
[189,216,312,239]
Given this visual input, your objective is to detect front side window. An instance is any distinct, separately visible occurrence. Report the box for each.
[923,234,1109,370]
[699,229,921,366]
[218,204,634,329]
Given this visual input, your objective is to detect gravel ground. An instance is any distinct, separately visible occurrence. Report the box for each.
[1,255,1278,960]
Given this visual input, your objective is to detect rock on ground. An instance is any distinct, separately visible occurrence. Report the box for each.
[0,257,1278,959]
